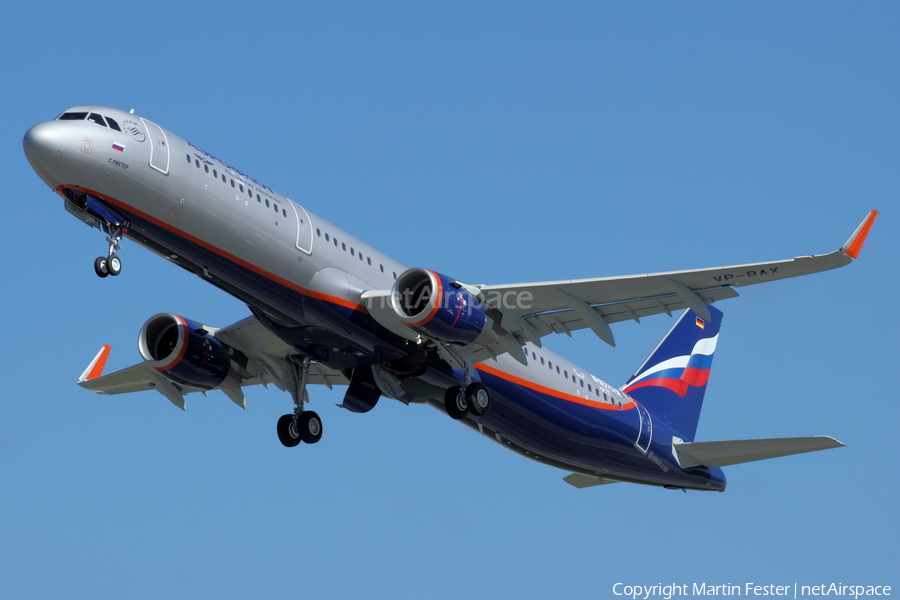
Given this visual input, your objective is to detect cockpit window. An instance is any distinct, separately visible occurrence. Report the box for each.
[87,113,107,127]
[58,112,88,121]
[105,116,122,131]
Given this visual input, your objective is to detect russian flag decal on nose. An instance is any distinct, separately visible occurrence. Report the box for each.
[112,143,125,152]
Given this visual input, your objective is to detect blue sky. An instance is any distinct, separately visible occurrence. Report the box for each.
[2,2,898,598]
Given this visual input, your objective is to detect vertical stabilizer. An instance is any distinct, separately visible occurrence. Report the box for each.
[622,306,723,441]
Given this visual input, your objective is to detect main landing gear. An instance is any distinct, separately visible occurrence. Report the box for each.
[444,382,491,420]
[276,356,323,447]
[94,224,124,278]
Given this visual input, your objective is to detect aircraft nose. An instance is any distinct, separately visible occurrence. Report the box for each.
[23,121,65,188]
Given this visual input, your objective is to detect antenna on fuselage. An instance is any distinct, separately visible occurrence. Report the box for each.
[129,109,134,114]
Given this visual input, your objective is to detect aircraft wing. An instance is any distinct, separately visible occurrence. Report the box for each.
[473,211,877,354]
[77,316,349,409]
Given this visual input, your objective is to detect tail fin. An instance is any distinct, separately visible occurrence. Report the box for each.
[622,306,723,441]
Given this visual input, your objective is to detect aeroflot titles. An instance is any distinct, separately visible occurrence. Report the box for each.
[186,140,275,195]
[612,583,892,599]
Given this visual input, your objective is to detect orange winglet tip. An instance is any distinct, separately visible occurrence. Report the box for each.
[843,210,878,260]
[79,345,111,382]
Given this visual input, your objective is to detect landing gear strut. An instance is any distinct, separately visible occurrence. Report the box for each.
[435,343,492,420]
[94,224,124,278]
[277,356,323,447]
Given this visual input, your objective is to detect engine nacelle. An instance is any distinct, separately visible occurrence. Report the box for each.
[391,268,486,345]
[138,313,232,389]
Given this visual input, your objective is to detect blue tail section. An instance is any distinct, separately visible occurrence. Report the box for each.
[622,306,723,441]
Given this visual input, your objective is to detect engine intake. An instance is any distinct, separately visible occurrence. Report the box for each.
[138,313,232,389]
[391,268,486,345]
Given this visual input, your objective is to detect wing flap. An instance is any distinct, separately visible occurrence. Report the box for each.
[672,436,845,469]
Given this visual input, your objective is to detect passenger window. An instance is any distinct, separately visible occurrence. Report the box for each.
[540,357,545,365]
[249,188,253,198]
[325,233,330,241]
[273,203,278,212]
[334,238,339,247]
[106,117,121,131]
[231,179,235,188]
[239,184,244,192]
[556,366,560,374]
[195,159,200,168]
[204,165,209,173]
[282,209,287,217]
[350,248,355,256]
[548,361,552,369]
[342,243,346,251]
[59,112,88,120]
[588,384,592,392]
[222,174,226,183]
[87,113,107,126]
[265,199,270,207]
[186,154,191,163]
[367,257,372,266]
[380,265,384,272]
[564,371,567,378]
[316,229,321,236]
[393,272,397,279]
[532,352,536,359]
[257,194,261,202]
[580,379,584,387]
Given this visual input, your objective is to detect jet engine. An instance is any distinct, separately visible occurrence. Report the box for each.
[391,268,486,345]
[138,313,232,389]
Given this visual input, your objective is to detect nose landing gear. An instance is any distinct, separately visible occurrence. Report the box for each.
[94,226,124,278]
[80,194,127,279]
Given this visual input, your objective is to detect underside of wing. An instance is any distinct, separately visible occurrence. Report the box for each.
[76,316,349,410]
[473,211,877,353]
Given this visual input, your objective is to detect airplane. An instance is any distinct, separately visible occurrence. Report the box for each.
[23,106,878,492]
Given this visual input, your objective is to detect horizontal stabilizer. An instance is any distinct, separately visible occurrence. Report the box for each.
[672,436,844,469]
[563,473,620,488]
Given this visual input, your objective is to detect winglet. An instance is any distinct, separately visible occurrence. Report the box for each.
[842,210,878,259]
[78,345,111,383]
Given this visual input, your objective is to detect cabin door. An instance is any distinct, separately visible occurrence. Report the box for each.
[635,402,652,454]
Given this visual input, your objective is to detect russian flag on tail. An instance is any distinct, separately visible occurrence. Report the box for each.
[623,306,724,441]
[624,334,717,397]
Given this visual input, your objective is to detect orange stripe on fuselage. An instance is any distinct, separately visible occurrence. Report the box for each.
[475,363,635,411]
[58,185,368,313]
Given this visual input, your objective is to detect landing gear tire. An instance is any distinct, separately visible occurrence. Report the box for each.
[276,414,302,447]
[466,382,491,416]
[94,256,109,278]
[298,411,323,444]
[444,386,468,420]
[107,254,122,276]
